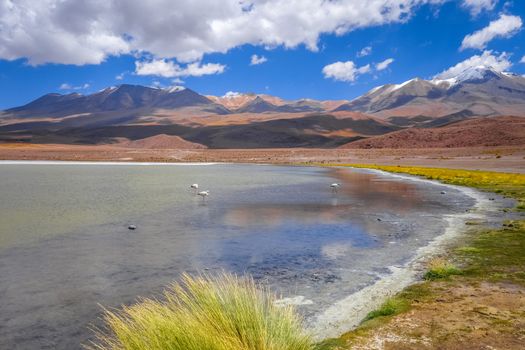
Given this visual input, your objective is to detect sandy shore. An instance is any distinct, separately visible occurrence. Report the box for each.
[0,143,524,173]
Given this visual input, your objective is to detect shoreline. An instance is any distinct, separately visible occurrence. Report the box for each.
[310,168,495,339]
[0,144,524,173]
[317,165,525,349]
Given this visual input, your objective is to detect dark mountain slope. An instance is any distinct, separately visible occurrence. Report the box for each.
[4,85,228,118]
[0,114,396,148]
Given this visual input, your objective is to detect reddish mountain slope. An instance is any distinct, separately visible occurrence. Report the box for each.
[341,116,525,149]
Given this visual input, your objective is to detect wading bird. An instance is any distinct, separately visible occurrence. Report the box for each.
[190,184,199,193]
[330,183,341,193]
[197,190,210,201]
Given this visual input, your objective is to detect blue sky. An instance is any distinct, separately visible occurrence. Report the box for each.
[0,0,524,109]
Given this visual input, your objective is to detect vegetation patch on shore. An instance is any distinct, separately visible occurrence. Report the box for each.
[87,273,313,350]
[317,164,525,349]
[363,297,410,321]
[423,257,462,281]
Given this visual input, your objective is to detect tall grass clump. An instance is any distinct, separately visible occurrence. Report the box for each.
[87,273,313,350]
[424,258,461,280]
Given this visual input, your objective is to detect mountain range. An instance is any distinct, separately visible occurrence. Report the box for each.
[1,66,524,148]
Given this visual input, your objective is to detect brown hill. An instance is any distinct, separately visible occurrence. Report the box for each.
[341,116,525,149]
[117,134,207,149]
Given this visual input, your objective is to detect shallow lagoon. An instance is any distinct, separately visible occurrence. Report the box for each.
[0,163,475,349]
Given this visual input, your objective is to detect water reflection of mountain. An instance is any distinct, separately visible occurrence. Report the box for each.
[223,168,424,236]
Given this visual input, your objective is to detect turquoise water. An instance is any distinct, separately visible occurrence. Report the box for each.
[0,163,474,349]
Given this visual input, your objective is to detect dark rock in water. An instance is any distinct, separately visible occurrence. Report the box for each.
[489,198,495,201]
[377,218,382,221]
[440,191,446,194]
[128,225,137,230]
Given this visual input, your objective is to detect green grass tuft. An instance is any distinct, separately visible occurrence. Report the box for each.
[455,246,482,254]
[87,273,313,350]
[424,258,462,280]
[363,297,409,322]
[459,220,525,285]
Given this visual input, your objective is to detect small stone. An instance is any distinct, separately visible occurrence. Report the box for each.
[440,191,446,194]
[128,225,137,230]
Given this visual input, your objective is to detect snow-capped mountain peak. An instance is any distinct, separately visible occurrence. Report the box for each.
[391,77,422,92]
[164,86,186,93]
[452,65,502,83]
[99,86,118,93]
[335,65,525,115]
[370,66,507,96]
[429,65,503,88]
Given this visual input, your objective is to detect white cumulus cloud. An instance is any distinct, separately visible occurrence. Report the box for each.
[59,83,90,90]
[460,14,522,51]
[375,58,394,70]
[181,62,226,76]
[324,57,395,82]
[135,59,225,78]
[0,0,446,65]
[250,54,267,65]
[520,55,525,63]
[0,0,130,65]
[461,0,497,16]
[322,61,371,82]
[135,59,179,77]
[357,46,372,57]
[435,50,511,79]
